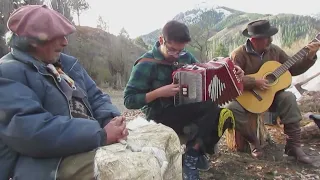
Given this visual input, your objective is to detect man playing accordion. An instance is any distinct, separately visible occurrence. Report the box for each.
[124,20,244,180]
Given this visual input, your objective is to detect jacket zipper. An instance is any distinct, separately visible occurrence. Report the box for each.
[33,65,72,180]
[34,66,73,118]
[78,87,94,118]
[54,158,62,180]
[83,98,94,118]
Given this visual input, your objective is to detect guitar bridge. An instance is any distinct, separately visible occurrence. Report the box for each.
[251,89,263,101]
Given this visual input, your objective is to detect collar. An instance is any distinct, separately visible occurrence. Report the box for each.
[10,48,79,76]
[10,48,71,75]
[245,39,267,56]
[245,39,256,54]
[152,41,166,60]
[11,48,48,73]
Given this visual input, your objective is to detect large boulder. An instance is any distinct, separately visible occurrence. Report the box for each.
[94,117,183,180]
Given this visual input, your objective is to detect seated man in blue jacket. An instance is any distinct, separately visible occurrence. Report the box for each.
[0,5,127,180]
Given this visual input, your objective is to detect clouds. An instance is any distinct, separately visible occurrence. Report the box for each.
[80,0,198,37]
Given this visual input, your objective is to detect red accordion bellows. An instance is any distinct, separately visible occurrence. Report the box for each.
[172,57,243,106]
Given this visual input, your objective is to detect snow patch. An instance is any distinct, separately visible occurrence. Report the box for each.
[194,1,218,11]
[215,7,232,17]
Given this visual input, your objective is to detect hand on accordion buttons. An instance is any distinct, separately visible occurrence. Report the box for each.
[234,65,244,80]
[155,83,180,98]
[104,116,129,145]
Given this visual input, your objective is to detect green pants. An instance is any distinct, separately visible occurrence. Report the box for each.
[57,150,96,180]
[226,91,302,131]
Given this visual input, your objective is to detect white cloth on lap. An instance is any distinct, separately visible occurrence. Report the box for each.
[94,116,183,180]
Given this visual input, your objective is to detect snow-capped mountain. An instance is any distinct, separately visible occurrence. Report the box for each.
[311,13,320,20]
[140,4,239,45]
[172,6,237,25]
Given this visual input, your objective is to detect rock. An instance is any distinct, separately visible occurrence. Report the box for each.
[123,110,145,120]
[94,117,182,180]
[301,121,320,139]
[298,91,320,113]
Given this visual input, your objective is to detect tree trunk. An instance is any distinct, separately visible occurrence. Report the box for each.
[77,9,80,25]
[226,112,271,152]
[115,71,122,89]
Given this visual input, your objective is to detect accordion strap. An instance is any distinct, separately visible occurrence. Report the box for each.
[134,58,174,66]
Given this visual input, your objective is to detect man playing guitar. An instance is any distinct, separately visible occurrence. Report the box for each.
[228,19,320,164]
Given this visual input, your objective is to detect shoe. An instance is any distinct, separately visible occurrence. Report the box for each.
[196,154,210,171]
[251,148,263,159]
[182,153,200,180]
[284,122,312,164]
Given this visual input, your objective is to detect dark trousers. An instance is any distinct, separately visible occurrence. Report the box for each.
[154,101,222,154]
[226,91,301,132]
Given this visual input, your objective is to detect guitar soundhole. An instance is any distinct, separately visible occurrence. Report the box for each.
[265,73,277,84]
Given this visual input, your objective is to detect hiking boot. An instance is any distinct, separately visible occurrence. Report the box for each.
[196,154,210,171]
[251,147,263,159]
[182,153,200,180]
[284,122,312,164]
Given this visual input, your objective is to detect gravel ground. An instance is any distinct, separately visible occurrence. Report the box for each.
[105,88,320,180]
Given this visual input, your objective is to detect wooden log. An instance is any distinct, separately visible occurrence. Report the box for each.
[226,112,271,153]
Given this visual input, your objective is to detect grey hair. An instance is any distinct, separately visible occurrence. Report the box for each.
[4,31,45,52]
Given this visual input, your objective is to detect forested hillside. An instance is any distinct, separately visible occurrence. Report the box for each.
[140,7,320,61]
[65,26,144,88]
[1,1,320,89]
[0,0,145,88]
[208,13,319,57]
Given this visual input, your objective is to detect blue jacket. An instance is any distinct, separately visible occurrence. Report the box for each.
[0,49,120,180]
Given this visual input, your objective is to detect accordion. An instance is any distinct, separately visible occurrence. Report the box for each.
[172,57,243,106]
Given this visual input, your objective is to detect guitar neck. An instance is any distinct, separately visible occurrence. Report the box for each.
[273,38,319,78]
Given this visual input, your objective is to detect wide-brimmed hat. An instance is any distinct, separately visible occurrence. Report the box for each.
[7,4,76,41]
[242,20,278,38]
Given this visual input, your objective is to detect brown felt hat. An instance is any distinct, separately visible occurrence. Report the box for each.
[7,4,76,41]
[242,20,278,38]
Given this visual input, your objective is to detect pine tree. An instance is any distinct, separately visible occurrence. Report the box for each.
[214,43,229,57]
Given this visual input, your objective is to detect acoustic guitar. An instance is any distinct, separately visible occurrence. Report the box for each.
[236,33,320,114]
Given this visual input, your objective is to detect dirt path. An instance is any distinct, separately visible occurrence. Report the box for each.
[105,88,320,180]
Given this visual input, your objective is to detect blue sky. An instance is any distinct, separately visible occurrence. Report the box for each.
[79,0,320,38]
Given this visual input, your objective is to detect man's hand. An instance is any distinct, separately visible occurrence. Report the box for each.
[255,79,269,91]
[234,65,244,80]
[104,116,128,145]
[155,83,180,98]
[306,42,320,60]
